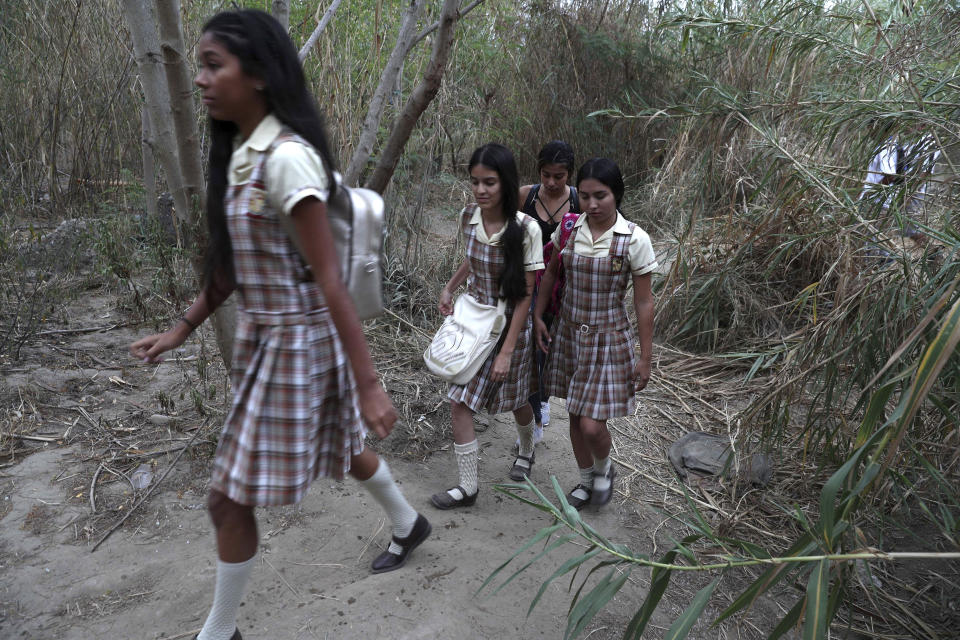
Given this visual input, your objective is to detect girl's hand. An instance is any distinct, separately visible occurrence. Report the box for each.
[129,327,189,363]
[491,350,512,382]
[634,360,651,391]
[438,288,454,316]
[534,316,551,353]
[357,382,397,439]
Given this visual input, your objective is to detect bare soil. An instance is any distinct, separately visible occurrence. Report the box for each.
[0,289,687,640]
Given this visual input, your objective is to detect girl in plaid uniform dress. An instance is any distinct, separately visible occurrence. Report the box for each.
[534,158,657,510]
[130,11,428,640]
[431,143,544,510]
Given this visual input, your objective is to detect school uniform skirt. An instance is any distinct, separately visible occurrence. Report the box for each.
[447,312,533,415]
[209,311,366,506]
[546,321,637,421]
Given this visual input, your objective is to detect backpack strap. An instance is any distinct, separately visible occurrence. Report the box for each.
[521,185,539,216]
[568,186,581,213]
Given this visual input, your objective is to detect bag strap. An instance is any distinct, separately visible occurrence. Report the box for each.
[521,185,539,215]
[267,133,340,269]
[568,186,580,213]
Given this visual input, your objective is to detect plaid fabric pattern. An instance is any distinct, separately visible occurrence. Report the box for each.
[210,132,365,506]
[545,222,638,420]
[447,209,534,415]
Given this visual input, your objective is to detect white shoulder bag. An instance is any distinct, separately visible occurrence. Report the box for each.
[423,293,507,385]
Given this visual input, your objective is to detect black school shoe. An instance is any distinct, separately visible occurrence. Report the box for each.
[566,484,592,511]
[371,514,432,574]
[193,629,241,640]
[430,486,478,509]
[508,451,535,481]
[590,464,617,506]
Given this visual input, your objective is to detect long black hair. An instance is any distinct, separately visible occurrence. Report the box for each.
[201,9,337,296]
[468,143,527,302]
[536,140,575,175]
[576,157,625,207]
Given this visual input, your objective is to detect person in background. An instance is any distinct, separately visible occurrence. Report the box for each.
[518,140,582,445]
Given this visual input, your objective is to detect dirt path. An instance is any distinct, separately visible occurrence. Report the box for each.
[1,391,672,639]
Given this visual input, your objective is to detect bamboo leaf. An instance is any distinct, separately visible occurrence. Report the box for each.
[768,597,805,640]
[664,576,721,640]
[623,534,702,640]
[802,559,830,640]
[714,533,815,624]
[528,547,603,616]
[566,566,632,640]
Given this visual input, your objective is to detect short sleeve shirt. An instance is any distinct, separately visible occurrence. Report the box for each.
[227,113,330,214]
[552,212,657,275]
[467,208,544,271]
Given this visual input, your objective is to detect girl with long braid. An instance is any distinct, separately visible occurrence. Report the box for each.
[431,143,544,509]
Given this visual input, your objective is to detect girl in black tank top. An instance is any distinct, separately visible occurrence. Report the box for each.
[518,140,580,438]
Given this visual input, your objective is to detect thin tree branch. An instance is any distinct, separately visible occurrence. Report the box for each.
[407,0,484,53]
[298,0,345,63]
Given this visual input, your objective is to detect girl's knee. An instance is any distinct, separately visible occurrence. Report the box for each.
[580,418,608,440]
[207,490,249,527]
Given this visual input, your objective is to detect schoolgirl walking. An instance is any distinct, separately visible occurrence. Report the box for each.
[129,11,428,640]
[431,143,544,509]
[519,140,582,442]
[534,158,656,509]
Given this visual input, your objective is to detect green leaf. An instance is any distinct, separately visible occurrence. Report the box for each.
[714,533,815,624]
[565,566,632,640]
[768,598,805,640]
[477,522,565,595]
[802,559,830,640]
[624,534,702,640]
[664,576,721,640]
[527,547,603,616]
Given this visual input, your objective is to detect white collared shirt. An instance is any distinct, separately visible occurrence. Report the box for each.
[466,207,544,271]
[228,113,330,215]
[551,212,657,275]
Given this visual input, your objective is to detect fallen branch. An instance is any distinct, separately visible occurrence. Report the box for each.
[90,421,207,552]
[0,431,60,442]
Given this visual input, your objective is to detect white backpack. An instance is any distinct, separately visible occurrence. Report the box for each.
[278,171,385,321]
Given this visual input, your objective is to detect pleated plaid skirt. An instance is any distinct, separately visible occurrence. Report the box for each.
[545,224,638,420]
[209,311,365,506]
[209,133,365,507]
[447,208,535,415]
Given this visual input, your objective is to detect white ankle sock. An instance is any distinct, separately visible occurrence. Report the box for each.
[360,459,418,540]
[197,555,255,640]
[516,418,535,458]
[593,456,612,492]
[579,466,594,488]
[450,439,479,498]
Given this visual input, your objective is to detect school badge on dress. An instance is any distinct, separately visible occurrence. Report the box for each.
[610,256,624,272]
[247,188,266,215]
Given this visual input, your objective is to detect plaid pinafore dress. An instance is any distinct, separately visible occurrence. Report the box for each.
[447,209,535,415]
[545,221,638,420]
[209,132,365,506]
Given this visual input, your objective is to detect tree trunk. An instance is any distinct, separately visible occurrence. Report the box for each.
[343,0,425,187]
[272,0,290,31]
[140,108,157,220]
[298,0,345,62]
[155,0,206,236]
[155,0,236,368]
[365,0,461,195]
[120,0,188,245]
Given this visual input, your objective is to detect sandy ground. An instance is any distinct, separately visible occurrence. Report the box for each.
[1,406,674,640]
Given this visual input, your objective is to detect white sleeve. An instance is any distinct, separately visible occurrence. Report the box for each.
[521,214,545,271]
[629,227,658,275]
[265,141,330,216]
